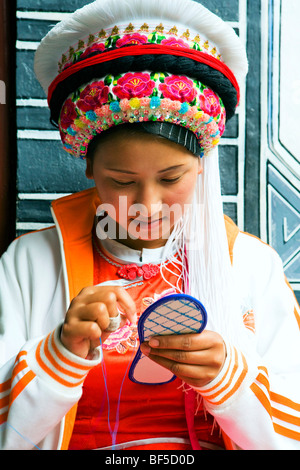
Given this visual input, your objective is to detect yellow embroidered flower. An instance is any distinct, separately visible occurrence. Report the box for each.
[194,111,204,119]
[74,118,86,128]
[129,97,141,109]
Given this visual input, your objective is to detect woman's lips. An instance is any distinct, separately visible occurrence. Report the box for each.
[131,217,163,229]
[129,215,168,234]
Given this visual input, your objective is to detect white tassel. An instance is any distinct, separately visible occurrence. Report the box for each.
[160,148,254,356]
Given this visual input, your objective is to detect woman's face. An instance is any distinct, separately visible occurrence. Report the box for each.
[86,130,202,250]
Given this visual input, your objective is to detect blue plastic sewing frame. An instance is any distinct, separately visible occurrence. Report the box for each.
[128,293,207,385]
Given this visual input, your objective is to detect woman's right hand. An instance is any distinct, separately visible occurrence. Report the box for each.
[60,286,137,360]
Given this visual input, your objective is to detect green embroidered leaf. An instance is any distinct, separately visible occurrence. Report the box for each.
[104,75,113,86]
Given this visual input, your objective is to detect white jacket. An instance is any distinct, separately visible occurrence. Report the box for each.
[0,188,299,450]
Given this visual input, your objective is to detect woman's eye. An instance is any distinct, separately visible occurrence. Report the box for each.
[112,179,134,186]
[161,176,181,184]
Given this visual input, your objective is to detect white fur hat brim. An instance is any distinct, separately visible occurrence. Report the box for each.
[34,0,248,96]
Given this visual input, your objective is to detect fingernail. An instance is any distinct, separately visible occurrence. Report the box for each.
[149,338,159,347]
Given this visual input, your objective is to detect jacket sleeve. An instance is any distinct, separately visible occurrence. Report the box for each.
[194,233,300,450]
[0,232,102,450]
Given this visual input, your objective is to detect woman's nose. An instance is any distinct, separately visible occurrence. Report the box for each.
[133,183,162,218]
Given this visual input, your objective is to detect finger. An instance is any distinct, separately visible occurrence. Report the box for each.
[141,343,211,365]
[144,352,201,380]
[109,287,137,323]
[66,302,111,332]
[76,286,137,323]
[144,352,216,387]
[148,330,222,351]
[62,318,102,345]
[148,333,200,351]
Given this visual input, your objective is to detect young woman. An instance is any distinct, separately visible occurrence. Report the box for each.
[0,0,299,450]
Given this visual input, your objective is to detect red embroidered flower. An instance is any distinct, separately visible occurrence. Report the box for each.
[161,37,188,48]
[77,81,109,112]
[117,263,160,281]
[159,75,197,103]
[60,98,78,130]
[116,33,148,48]
[80,42,106,59]
[112,72,155,100]
[199,89,221,117]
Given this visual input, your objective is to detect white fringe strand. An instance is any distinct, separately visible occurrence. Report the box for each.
[160,148,253,355]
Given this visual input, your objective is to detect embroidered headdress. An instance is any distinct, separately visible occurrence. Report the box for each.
[34,0,247,159]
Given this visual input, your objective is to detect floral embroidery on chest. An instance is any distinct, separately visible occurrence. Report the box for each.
[102,288,177,354]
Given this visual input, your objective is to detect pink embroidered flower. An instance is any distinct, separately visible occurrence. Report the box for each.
[199,89,221,117]
[119,99,131,111]
[60,99,78,130]
[113,72,155,100]
[77,81,109,112]
[95,104,111,117]
[186,106,198,117]
[159,75,197,103]
[102,320,138,353]
[116,33,148,47]
[139,97,151,107]
[206,121,219,136]
[161,37,188,48]
[80,42,106,59]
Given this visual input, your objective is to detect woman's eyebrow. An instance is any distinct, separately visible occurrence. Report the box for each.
[106,168,137,174]
[158,164,186,173]
[105,164,186,174]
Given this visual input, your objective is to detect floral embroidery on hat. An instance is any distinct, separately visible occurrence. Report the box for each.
[58,22,222,73]
[199,88,222,117]
[116,33,148,48]
[159,75,197,103]
[80,42,106,59]
[59,70,225,159]
[161,37,188,48]
[113,72,156,100]
[60,98,77,130]
[77,81,109,112]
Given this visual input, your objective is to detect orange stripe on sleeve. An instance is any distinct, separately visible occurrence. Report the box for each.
[250,382,272,419]
[0,379,11,394]
[9,370,36,407]
[11,359,29,384]
[272,407,300,427]
[43,333,87,380]
[251,370,300,438]
[204,347,240,402]
[35,339,85,388]
[0,394,10,409]
[209,352,248,406]
[270,392,300,412]
[0,411,8,425]
[273,423,300,442]
[50,331,92,372]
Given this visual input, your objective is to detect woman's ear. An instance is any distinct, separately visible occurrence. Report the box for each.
[85,158,94,179]
[197,158,203,175]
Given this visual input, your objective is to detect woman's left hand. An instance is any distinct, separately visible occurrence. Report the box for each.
[140,330,226,388]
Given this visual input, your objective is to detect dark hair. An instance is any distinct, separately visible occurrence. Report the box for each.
[86,122,202,162]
